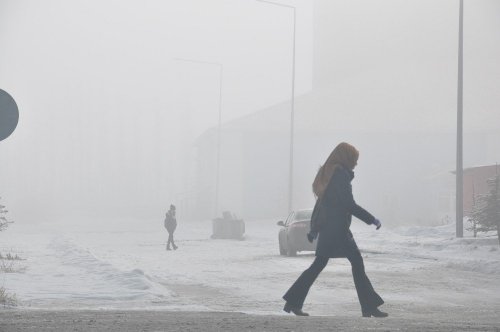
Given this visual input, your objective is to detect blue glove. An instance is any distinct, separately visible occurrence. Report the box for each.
[307,231,318,243]
[373,218,382,230]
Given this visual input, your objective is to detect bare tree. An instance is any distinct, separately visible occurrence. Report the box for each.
[470,176,500,245]
[468,184,479,238]
[0,197,13,232]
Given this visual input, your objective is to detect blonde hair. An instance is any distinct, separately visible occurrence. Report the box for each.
[312,142,359,199]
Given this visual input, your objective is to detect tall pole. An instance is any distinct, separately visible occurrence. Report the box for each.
[174,58,223,217]
[215,64,223,218]
[456,0,464,238]
[289,6,296,215]
[256,0,296,213]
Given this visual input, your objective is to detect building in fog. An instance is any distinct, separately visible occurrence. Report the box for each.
[185,0,500,224]
[187,94,499,225]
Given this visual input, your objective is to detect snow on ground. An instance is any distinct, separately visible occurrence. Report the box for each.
[1,218,499,316]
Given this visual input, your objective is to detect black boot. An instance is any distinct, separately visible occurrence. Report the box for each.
[362,307,388,318]
[283,303,309,316]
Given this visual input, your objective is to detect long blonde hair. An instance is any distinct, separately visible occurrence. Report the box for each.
[312,142,359,199]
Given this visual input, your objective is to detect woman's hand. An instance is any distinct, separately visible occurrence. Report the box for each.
[373,218,382,230]
[307,231,318,243]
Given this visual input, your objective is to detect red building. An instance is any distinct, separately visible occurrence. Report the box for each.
[462,165,499,215]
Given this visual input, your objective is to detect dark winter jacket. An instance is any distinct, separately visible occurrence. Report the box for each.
[315,165,375,258]
[164,212,177,233]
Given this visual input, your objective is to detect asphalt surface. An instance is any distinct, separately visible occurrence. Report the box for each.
[1,308,499,332]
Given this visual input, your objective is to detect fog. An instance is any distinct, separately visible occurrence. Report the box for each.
[0,0,314,223]
[0,0,499,225]
[1,0,500,326]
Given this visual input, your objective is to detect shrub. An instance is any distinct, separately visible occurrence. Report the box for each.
[0,286,17,307]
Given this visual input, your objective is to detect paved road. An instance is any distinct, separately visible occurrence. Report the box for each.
[1,308,499,332]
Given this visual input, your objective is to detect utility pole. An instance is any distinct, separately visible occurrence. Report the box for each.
[456,0,464,238]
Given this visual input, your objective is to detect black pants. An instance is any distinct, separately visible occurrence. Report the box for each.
[166,232,176,249]
[283,250,384,311]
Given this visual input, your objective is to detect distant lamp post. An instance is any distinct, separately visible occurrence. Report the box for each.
[456,0,464,238]
[175,58,223,218]
[255,0,296,214]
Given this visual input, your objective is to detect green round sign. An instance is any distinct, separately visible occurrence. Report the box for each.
[0,89,19,142]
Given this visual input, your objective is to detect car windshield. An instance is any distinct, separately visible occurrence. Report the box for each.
[293,209,313,222]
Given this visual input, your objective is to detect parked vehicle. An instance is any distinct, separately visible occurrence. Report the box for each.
[277,208,317,256]
[212,211,245,240]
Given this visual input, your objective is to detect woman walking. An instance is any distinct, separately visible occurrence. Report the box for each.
[282,142,387,318]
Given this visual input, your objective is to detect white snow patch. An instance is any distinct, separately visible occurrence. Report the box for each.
[1,218,499,313]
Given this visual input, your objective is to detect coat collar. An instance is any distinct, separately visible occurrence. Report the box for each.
[338,165,355,181]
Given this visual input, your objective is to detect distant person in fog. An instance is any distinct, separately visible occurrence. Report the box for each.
[164,204,178,250]
[282,142,388,317]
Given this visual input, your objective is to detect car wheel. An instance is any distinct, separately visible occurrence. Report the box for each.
[286,241,297,257]
[279,237,287,256]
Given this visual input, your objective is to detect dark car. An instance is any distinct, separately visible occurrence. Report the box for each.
[277,208,317,256]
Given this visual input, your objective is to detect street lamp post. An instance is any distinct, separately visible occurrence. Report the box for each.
[456,0,464,238]
[175,58,223,218]
[255,0,296,214]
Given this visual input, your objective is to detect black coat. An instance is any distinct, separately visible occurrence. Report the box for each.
[164,213,177,233]
[315,166,375,258]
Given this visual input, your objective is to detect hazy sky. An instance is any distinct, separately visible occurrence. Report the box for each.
[0,0,313,222]
[0,0,498,223]
[0,0,313,136]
